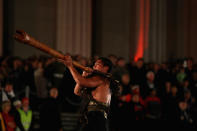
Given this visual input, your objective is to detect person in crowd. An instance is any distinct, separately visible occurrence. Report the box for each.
[40,87,62,131]
[112,57,129,82]
[13,99,25,131]
[1,100,16,131]
[119,73,131,95]
[176,99,195,129]
[34,58,48,99]
[144,88,161,120]
[176,67,187,85]
[1,81,16,102]
[141,71,156,98]
[17,97,33,131]
[128,58,146,87]
[165,85,180,121]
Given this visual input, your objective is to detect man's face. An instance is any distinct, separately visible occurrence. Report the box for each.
[93,60,104,71]
[50,88,58,99]
[22,99,29,107]
[5,84,13,92]
[4,104,11,112]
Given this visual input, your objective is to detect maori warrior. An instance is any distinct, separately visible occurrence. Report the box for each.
[14,30,120,131]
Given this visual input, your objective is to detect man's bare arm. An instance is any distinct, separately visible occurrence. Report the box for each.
[68,66,103,87]
[59,55,103,88]
[74,84,82,96]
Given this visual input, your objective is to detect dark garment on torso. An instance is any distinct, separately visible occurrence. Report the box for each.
[77,87,110,131]
[40,97,61,131]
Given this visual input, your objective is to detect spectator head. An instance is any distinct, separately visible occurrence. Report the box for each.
[153,64,160,72]
[12,57,23,70]
[108,54,117,65]
[22,97,29,107]
[121,73,130,85]
[183,78,190,87]
[131,85,140,94]
[146,71,155,82]
[108,54,118,66]
[149,88,157,97]
[93,57,113,73]
[79,57,88,67]
[165,81,171,91]
[165,81,171,93]
[13,100,22,109]
[5,81,13,92]
[171,85,178,95]
[22,97,29,111]
[136,58,144,69]
[117,57,126,67]
[2,100,11,113]
[187,57,193,68]
[49,87,58,99]
[132,94,140,103]
[28,56,39,69]
[184,90,191,100]
[178,100,188,111]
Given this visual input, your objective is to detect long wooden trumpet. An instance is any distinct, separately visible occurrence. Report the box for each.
[13,30,111,77]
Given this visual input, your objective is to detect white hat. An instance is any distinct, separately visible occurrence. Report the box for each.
[13,100,21,107]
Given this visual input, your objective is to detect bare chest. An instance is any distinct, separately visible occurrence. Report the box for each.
[91,84,111,104]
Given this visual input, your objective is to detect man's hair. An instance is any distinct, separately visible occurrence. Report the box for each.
[98,57,113,73]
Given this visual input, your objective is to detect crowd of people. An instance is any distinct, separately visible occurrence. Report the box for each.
[0,54,197,130]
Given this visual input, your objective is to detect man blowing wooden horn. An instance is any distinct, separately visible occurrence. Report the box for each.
[14,30,120,131]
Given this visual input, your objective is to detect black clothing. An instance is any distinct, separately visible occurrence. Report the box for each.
[81,111,108,131]
[40,97,61,131]
[77,86,110,131]
[79,99,109,131]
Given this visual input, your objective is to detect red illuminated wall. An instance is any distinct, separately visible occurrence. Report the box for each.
[134,0,150,61]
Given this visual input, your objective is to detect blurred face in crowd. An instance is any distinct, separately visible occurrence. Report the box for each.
[22,98,29,107]
[14,100,22,110]
[50,88,58,99]
[80,58,87,66]
[179,101,187,111]
[165,81,171,93]
[187,59,193,68]
[184,91,191,100]
[171,86,178,95]
[150,89,157,97]
[183,80,189,87]
[131,85,140,94]
[13,59,22,70]
[161,63,167,70]
[117,59,126,67]
[136,59,144,69]
[154,64,160,72]
[121,74,130,85]
[5,84,13,92]
[146,71,155,82]
[38,61,43,69]
[22,98,29,111]
[32,59,39,69]
[132,94,140,103]
[108,55,117,66]
[2,101,11,113]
